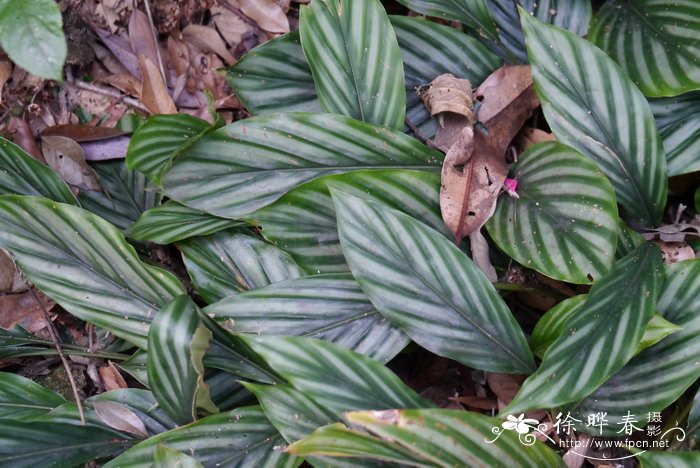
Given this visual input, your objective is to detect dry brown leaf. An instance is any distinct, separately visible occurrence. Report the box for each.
[167,36,190,77]
[93,401,148,438]
[642,223,700,242]
[486,372,524,406]
[138,54,177,115]
[41,124,127,142]
[98,72,142,97]
[129,9,160,70]
[514,127,556,153]
[654,241,696,264]
[183,24,237,65]
[475,65,540,154]
[95,0,135,33]
[95,29,142,79]
[421,74,474,118]
[0,250,28,293]
[232,0,290,34]
[81,136,130,161]
[212,5,256,49]
[99,361,128,391]
[41,135,102,191]
[440,128,507,242]
[0,59,12,103]
[8,117,44,162]
[0,289,54,332]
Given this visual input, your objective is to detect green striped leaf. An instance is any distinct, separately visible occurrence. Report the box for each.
[204,370,256,411]
[242,335,431,415]
[104,406,299,468]
[127,201,243,245]
[617,220,646,259]
[394,0,502,54]
[205,274,409,364]
[638,452,700,468]
[299,0,405,129]
[333,191,536,374]
[530,294,587,359]
[503,243,664,415]
[650,91,700,176]
[0,137,76,204]
[589,0,700,97]
[0,195,184,349]
[0,419,132,467]
[225,31,321,115]
[160,113,443,219]
[0,371,66,419]
[573,259,700,433]
[688,389,700,447]
[154,445,203,468]
[178,231,304,303]
[290,409,564,467]
[126,114,222,183]
[78,160,161,231]
[521,11,667,227]
[486,142,618,284]
[391,15,501,136]
[147,296,217,425]
[487,0,591,63]
[249,170,446,274]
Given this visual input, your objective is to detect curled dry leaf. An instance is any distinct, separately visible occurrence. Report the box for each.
[182,24,237,66]
[475,65,540,154]
[138,55,177,115]
[421,74,475,151]
[93,401,149,438]
[231,0,290,34]
[99,361,129,391]
[41,135,102,191]
[641,223,700,242]
[441,128,507,243]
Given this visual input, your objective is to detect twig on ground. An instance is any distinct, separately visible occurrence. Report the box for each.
[68,80,150,114]
[28,287,87,425]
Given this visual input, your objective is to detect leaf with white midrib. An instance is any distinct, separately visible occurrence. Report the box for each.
[333,191,535,374]
[299,0,405,129]
[521,10,667,226]
[503,243,664,415]
[159,113,443,219]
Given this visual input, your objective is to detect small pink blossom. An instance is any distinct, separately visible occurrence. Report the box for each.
[503,178,519,199]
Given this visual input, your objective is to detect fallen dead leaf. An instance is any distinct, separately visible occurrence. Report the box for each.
[41,135,102,191]
[128,9,160,71]
[486,372,524,406]
[231,0,290,34]
[138,55,177,115]
[421,74,475,151]
[0,59,12,103]
[8,117,44,162]
[41,124,127,142]
[654,240,696,264]
[475,65,540,154]
[95,29,142,79]
[81,136,130,161]
[0,289,54,332]
[99,361,129,391]
[0,250,28,293]
[182,24,237,65]
[93,401,149,438]
[514,126,556,153]
[642,223,700,242]
[212,5,256,49]
[96,0,135,33]
[99,71,142,97]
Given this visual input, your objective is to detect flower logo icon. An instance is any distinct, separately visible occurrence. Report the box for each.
[502,414,540,435]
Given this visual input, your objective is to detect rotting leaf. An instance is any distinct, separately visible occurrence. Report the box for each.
[138,55,177,115]
[421,74,475,151]
[440,128,507,243]
[93,401,149,438]
[41,135,102,192]
[475,65,540,154]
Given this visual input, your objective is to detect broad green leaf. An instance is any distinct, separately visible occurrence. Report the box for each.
[487,142,618,284]
[0,137,76,204]
[178,231,305,303]
[649,91,700,175]
[299,0,405,129]
[147,296,217,425]
[89,389,177,435]
[503,244,664,415]
[160,113,443,219]
[0,0,66,80]
[0,196,185,349]
[241,335,431,415]
[333,191,535,374]
[244,383,335,444]
[127,200,243,244]
[638,451,700,468]
[154,445,203,468]
[204,370,255,410]
[589,0,700,97]
[290,409,564,467]
[104,406,298,468]
[0,371,66,419]
[78,160,161,231]
[205,274,409,364]
[394,0,502,52]
[487,0,591,63]
[688,389,700,447]
[573,259,700,433]
[249,170,446,274]
[225,31,321,115]
[616,220,645,259]
[521,11,667,226]
[391,15,501,137]
[0,419,132,467]
[126,114,222,183]
[637,314,681,354]
[530,294,587,359]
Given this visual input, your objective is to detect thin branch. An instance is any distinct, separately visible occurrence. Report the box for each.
[404,117,440,150]
[68,80,150,114]
[141,0,168,85]
[29,287,86,425]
